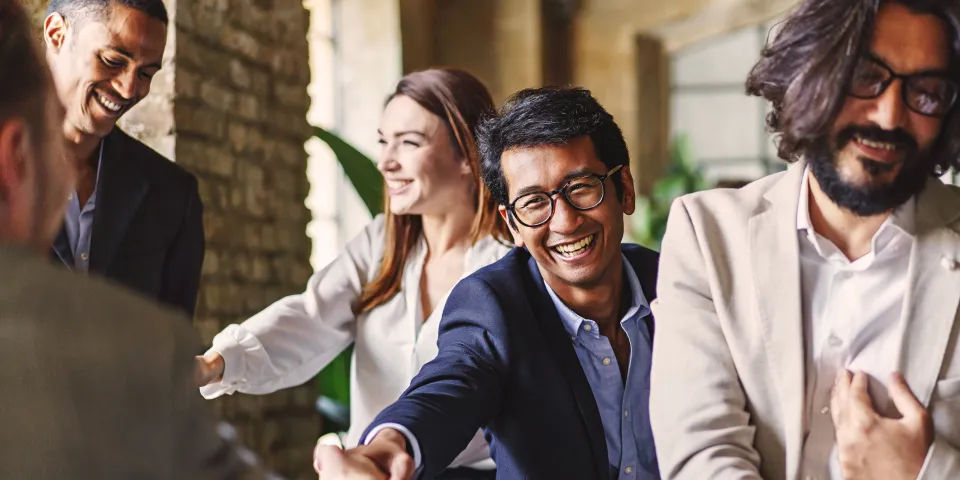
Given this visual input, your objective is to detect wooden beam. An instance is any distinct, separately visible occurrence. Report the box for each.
[633,34,670,196]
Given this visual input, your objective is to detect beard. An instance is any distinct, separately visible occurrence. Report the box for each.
[805,124,935,217]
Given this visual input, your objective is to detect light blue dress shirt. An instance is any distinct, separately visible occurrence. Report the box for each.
[63,140,103,273]
[543,255,659,479]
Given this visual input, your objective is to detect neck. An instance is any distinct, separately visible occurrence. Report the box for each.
[63,123,103,173]
[420,201,475,257]
[547,253,626,330]
[808,173,890,260]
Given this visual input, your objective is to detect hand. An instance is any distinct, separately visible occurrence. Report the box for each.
[194,351,225,387]
[831,370,934,480]
[314,428,414,480]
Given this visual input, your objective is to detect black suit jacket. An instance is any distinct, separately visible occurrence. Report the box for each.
[363,244,660,479]
[52,128,205,319]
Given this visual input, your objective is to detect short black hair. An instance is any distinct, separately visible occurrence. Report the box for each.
[477,86,629,207]
[46,0,168,26]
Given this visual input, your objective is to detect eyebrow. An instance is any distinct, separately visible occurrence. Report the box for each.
[866,51,949,77]
[512,168,603,199]
[106,46,162,71]
[376,129,427,138]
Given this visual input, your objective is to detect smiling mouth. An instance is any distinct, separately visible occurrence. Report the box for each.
[385,179,412,189]
[551,233,596,258]
[92,90,126,116]
[855,136,900,152]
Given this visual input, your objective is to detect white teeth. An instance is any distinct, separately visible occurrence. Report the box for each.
[553,234,595,257]
[858,137,897,151]
[386,179,412,189]
[97,93,122,113]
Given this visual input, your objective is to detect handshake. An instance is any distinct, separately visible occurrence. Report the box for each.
[193,353,414,479]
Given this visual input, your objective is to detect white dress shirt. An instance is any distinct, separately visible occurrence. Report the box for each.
[200,214,511,470]
[796,169,916,480]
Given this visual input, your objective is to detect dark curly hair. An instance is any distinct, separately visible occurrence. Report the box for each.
[746,0,960,176]
[477,86,629,207]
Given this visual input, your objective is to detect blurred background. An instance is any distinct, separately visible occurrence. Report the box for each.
[17,0,958,478]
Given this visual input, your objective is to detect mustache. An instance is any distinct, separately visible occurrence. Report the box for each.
[835,124,918,152]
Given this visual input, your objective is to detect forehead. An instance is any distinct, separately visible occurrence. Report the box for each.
[500,136,605,196]
[870,3,950,72]
[75,5,167,61]
[380,95,442,134]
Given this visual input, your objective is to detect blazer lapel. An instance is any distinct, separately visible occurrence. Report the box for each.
[89,129,149,274]
[524,254,609,479]
[51,225,74,268]
[899,179,960,407]
[748,162,806,478]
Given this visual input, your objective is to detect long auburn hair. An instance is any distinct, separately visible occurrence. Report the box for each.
[356,68,511,313]
[745,0,960,175]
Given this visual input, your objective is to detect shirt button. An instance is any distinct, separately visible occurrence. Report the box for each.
[602,357,611,365]
[625,466,633,474]
[583,324,592,332]
[80,253,89,260]
[820,406,830,415]
[623,409,629,417]
[68,193,74,200]
[827,335,842,347]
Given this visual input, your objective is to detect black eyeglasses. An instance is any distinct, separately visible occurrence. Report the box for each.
[849,55,958,117]
[507,165,622,228]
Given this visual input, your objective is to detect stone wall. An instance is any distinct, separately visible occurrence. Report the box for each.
[21,0,319,478]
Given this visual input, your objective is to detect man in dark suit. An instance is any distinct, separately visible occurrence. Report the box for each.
[42,0,204,318]
[315,86,661,479]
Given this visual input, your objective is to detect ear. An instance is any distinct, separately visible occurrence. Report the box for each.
[620,166,636,216]
[498,205,524,247]
[457,153,473,177]
[0,118,30,206]
[44,13,68,53]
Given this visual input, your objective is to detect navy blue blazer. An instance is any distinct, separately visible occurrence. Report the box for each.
[363,243,659,479]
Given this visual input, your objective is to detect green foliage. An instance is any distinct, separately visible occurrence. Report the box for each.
[311,126,384,433]
[630,134,713,250]
[313,126,384,217]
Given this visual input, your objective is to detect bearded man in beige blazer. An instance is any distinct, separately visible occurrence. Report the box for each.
[650,1,960,479]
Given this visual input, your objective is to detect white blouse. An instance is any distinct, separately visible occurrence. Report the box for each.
[200,214,511,469]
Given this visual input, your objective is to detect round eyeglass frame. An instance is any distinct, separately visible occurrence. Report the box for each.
[506,164,623,228]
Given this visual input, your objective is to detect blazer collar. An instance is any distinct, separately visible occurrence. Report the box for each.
[523,250,610,480]
[88,128,150,273]
[750,161,807,477]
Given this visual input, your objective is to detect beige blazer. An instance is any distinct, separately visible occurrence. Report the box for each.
[649,161,960,479]
[0,244,266,479]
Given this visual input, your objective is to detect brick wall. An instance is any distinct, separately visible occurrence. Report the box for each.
[21,0,320,478]
[174,0,317,478]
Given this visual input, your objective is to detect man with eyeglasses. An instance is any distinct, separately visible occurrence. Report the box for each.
[313,86,661,480]
[650,1,960,480]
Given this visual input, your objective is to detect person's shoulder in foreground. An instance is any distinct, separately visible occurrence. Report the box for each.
[0,246,270,479]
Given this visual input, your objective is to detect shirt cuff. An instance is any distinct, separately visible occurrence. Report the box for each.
[198,325,248,398]
[364,423,422,470]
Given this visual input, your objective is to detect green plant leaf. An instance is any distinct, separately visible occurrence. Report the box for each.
[313,126,384,217]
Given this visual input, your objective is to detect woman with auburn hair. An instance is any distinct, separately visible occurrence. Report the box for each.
[195,68,510,478]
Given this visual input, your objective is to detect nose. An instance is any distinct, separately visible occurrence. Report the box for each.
[867,79,909,130]
[377,142,399,173]
[112,69,137,100]
[548,195,584,235]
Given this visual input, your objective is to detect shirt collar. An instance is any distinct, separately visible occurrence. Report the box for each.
[72,140,105,201]
[796,166,916,259]
[544,254,651,338]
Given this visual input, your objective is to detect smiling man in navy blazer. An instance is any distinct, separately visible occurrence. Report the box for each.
[42,0,204,318]
[315,86,661,480]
